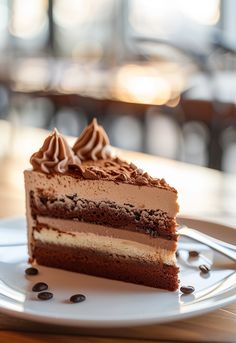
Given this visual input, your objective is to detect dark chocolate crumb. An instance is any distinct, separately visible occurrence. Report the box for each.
[32,282,48,292]
[150,231,158,237]
[136,176,148,185]
[40,197,48,206]
[82,169,98,180]
[66,193,78,201]
[175,250,179,258]
[115,173,128,181]
[180,286,195,294]
[70,294,86,303]
[38,292,53,300]
[25,267,38,276]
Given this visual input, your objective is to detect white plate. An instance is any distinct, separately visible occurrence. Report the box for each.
[0,216,235,327]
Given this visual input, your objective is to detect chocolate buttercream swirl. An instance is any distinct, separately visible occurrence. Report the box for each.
[30,128,80,173]
[73,118,110,161]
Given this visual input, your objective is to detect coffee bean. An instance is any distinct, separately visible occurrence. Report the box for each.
[70,294,86,303]
[32,282,48,292]
[189,251,199,258]
[180,286,195,294]
[199,264,210,274]
[25,267,38,276]
[38,292,53,300]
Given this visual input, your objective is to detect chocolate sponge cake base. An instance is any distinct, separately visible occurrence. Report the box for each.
[33,242,179,291]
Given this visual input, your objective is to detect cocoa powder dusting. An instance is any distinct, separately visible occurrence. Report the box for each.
[66,157,177,192]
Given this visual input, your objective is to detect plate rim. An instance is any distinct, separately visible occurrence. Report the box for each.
[0,215,235,328]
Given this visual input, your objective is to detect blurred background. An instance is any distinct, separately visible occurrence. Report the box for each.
[0,0,236,173]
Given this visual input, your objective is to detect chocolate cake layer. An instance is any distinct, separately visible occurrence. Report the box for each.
[30,191,177,240]
[33,241,179,291]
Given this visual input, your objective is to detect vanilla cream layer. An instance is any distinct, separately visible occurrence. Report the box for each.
[24,170,179,217]
[37,216,177,250]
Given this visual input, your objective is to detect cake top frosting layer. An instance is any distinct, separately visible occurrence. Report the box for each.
[73,118,110,161]
[29,118,177,193]
[67,157,176,192]
[30,128,80,174]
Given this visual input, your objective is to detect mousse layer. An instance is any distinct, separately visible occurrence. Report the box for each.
[37,217,177,250]
[24,170,179,217]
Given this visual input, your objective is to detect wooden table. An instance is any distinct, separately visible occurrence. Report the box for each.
[0,121,235,343]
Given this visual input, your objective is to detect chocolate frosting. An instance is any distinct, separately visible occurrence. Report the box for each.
[29,119,177,193]
[73,118,110,161]
[68,157,177,192]
[30,128,80,173]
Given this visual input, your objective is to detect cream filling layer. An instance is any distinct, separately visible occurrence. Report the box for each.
[33,226,177,266]
[37,216,177,250]
[24,170,179,217]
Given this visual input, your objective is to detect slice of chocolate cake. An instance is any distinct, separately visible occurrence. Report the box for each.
[24,119,179,291]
